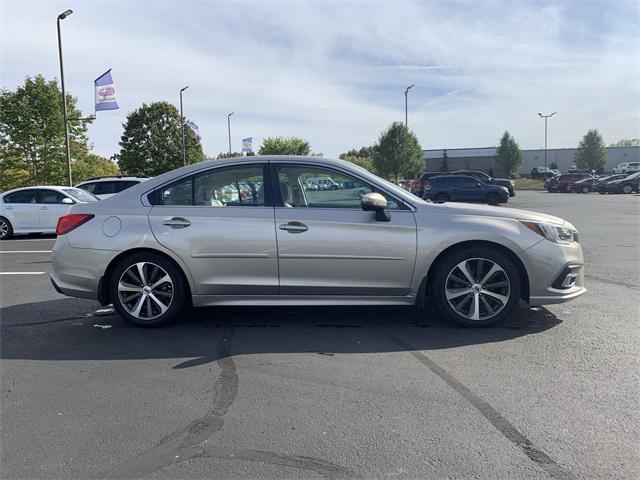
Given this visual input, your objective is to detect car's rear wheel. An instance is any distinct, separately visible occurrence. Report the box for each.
[0,217,13,240]
[110,253,186,327]
[432,247,521,327]
[485,193,500,205]
[622,184,633,194]
[435,193,449,203]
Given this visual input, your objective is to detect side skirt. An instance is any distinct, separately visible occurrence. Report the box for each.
[192,295,417,307]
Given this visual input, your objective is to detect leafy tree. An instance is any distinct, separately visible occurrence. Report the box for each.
[258,136,310,155]
[72,154,119,183]
[341,155,377,174]
[339,146,377,160]
[609,138,639,147]
[575,129,607,172]
[440,149,449,172]
[216,152,243,159]
[494,131,523,177]
[117,101,204,176]
[372,122,423,182]
[0,75,90,186]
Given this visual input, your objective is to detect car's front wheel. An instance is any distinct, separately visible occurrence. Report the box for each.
[0,217,13,240]
[485,193,500,205]
[435,193,449,203]
[622,184,633,194]
[432,247,522,327]
[109,253,186,327]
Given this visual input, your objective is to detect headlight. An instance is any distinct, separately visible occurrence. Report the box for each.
[520,221,579,244]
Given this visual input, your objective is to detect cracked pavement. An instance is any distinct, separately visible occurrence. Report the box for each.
[1,191,638,479]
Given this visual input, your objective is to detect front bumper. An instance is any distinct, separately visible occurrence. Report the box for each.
[521,239,587,305]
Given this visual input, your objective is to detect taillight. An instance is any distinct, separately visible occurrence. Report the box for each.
[56,214,94,235]
[424,182,432,190]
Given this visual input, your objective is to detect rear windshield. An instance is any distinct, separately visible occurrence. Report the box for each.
[64,188,99,202]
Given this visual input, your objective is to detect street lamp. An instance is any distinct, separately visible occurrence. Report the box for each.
[227,112,234,155]
[57,9,73,186]
[404,84,414,128]
[180,86,189,166]
[538,112,557,172]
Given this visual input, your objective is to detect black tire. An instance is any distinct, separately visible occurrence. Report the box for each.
[622,184,633,194]
[109,252,187,327]
[0,217,13,240]
[432,247,522,328]
[581,186,590,194]
[598,190,606,194]
[485,193,499,205]
[434,193,449,203]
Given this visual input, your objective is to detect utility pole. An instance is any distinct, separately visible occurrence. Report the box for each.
[538,112,557,172]
[180,86,189,166]
[57,9,73,186]
[404,84,414,128]
[227,112,234,155]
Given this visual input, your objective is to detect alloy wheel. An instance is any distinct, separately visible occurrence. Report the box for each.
[445,258,511,321]
[623,185,632,194]
[0,220,8,238]
[117,262,174,320]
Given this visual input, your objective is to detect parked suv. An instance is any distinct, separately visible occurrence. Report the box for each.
[423,175,509,205]
[449,170,515,196]
[611,162,640,174]
[604,171,640,194]
[75,176,150,200]
[547,173,593,192]
[50,156,585,328]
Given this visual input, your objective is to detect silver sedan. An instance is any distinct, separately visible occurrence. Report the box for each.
[51,156,586,327]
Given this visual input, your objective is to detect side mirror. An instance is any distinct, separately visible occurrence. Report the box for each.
[361,192,390,222]
[62,197,74,205]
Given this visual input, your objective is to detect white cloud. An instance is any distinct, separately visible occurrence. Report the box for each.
[1,0,638,159]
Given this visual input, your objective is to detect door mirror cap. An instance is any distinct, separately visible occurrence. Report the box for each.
[62,197,74,204]
[361,192,387,211]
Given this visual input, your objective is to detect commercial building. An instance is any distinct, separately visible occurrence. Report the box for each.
[423,146,640,176]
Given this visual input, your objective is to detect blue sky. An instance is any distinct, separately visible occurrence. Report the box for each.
[1,0,639,159]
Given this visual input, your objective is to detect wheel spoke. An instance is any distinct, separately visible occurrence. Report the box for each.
[148,293,169,314]
[470,293,480,320]
[481,289,509,306]
[448,273,468,285]
[446,288,472,300]
[480,263,502,285]
[486,280,509,289]
[475,259,484,282]
[118,281,143,293]
[130,295,145,317]
[121,292,140,304]
[144,296,153,317]
[480,295,496,315]
[136,263,148,285]
[150,274,171,290]
[456,261,475,285]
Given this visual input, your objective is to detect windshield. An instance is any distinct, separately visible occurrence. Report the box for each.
[626,172,640,180]
[64,188,100,202]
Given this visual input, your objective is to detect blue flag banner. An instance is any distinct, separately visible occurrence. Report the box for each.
[242,137,252,153]
[187,121,202,142]
[95,69,119,111]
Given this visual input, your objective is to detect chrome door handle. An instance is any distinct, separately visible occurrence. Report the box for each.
[279,222,308,233]
[162,217,191,228]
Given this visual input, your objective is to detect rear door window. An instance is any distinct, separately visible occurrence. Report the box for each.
[3,190,38,204]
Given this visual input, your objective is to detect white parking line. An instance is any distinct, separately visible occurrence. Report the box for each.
[0,272,46,275]
[0,251,52,254]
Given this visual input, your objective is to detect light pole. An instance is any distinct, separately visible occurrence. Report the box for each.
[180,86,189,166]
[538,112,556,172]
[227,112,234,155]
[57,9,73,186]
[404,84,414,128]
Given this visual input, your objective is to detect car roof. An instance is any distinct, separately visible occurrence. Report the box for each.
[76,177,148,184]
[1,186,71,196]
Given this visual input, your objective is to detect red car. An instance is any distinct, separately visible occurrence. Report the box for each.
[547,173,593,193]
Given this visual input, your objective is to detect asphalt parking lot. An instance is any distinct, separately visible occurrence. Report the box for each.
[1,191,638,480]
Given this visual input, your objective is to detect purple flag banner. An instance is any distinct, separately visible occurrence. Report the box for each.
[187,121,202,142]
[95,69,119,111]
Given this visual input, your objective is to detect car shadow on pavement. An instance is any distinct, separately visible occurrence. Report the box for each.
[0,298,563,368]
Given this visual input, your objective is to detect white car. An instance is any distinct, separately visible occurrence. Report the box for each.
[611,162,640,174]
[0,186,99,240]
[75,176,149,200]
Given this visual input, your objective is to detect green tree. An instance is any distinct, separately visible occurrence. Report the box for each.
[575,129,607,172]
[117,101,204,176]
[440,149,449,172]
[341,155,377,174]
[372,122,423,182]
[609,138,639,147]
[0,75,90,186]
[216,152,243,159]
[258,136,310,155]
[72,154,119,183]
[494,131,523,177]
